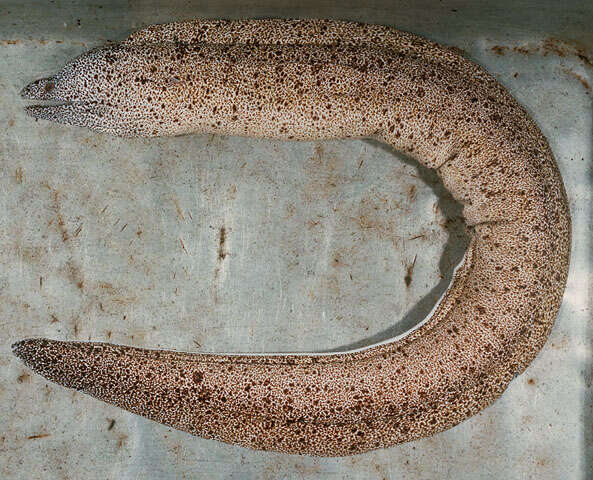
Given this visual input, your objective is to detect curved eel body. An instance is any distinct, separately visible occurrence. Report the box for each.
[14,19,570,456]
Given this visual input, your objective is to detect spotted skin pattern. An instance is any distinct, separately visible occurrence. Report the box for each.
[14,19,570,456]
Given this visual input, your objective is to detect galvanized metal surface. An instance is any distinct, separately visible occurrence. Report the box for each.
[0,1,591,479]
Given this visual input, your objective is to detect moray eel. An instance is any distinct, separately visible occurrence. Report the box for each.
[14,19,570,456]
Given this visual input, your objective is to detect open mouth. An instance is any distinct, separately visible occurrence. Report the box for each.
[21,77,89,118]
[21,77,108,126]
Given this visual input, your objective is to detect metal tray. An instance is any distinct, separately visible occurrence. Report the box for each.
[1,1,591,478]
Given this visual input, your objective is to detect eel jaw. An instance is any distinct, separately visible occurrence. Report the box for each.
[22,97,127,135]
[24,102,99,126]
[23,101,141,137]
[21,77,137,136]
[21,76,103,130]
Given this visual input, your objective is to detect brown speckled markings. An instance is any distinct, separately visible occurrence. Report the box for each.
[14,19,571,456]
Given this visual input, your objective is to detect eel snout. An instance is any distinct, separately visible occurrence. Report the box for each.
[20,77,59,100]
[21,74,98,128]
[20,45,173,136]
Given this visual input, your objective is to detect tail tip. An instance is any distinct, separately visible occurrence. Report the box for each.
[12,338,51,363]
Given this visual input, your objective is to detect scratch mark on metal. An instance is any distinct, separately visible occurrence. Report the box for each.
[173,198,186,221]
[179,237,188,255]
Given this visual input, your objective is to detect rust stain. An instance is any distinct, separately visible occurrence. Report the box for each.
[0,38,85,46]
[65,260,85,292]
[136,229,143,236]
[49,189,71,243]
[218,226,227,261]
[549,334,570,351]
[293,461,322,476]
[116,434,128,449]
[489,37,593,68]
[26,433,50,440]
[527,377,537,386]
[56,212,69,242]
[171,443,183,456]
[303,143,349,200]
[17,372,30,383]
[99,282,115,292]
[15,167,23,184]
[312,274,341,300]
[228,184,237,200]
[561,66,592,93]
[173,198,185,221]
[50,314,59,323]
[110,296,138,306]
[351,190,402,242]
[404,254,417,288]
[491,45,509,56]
[306,219,321,229]
[314,144,324,159]
[285,203,296,219]
[331,251,350,268]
